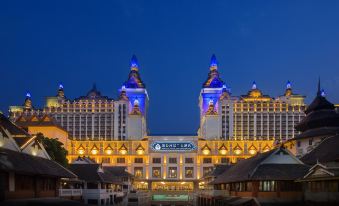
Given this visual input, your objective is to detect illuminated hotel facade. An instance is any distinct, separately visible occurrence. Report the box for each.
[9,55,306,191]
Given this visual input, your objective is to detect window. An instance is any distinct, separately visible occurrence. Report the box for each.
[168,167,177,178]
[185,167,194,178]
[152,167,161,178]
[134,167,143,178]
[117,157,125,164]
[185,158,193,164]
[203,158,212,164]
[169,158,177,164]
[203,167,214,176]
[134,158,143,163]
[102,157,111,164]
[152,158,161,164]
[309,138,313,146]
[259,181,275,192]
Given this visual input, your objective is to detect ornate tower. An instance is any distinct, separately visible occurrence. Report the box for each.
[199,55,232,139]
[119,55,149,140]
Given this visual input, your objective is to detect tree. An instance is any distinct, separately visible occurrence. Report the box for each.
[36,133,69,168]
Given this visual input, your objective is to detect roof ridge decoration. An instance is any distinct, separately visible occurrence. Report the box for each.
[123,55,146,89]
[202,54,225,88]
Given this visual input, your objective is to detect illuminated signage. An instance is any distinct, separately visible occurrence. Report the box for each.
[151,141,197,152]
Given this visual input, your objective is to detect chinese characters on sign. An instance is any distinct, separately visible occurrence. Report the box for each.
[151,141,197,152]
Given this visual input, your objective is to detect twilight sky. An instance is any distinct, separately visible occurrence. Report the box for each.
[1,1,339,134]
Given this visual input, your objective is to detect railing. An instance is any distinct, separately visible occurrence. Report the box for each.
[197,189,229,197]
[59,189,82,197]
[83,189,115,199]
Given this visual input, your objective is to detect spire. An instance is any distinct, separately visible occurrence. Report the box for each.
[284,80,293,96]
[123,55,145,88]
[252,81,257,90]
[57,82,65,98]
[209,54,218,71]
[130,54,139,71]
[317,77,321,97]
[24,91,32,110]
[286,80,291,89]
[203,55,224,88]
[86,83,101,98]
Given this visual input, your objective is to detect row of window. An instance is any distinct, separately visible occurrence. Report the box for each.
[134,166,214,179]
[100,157,219,164]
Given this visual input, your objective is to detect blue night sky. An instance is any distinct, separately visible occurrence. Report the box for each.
[1,1,339,134]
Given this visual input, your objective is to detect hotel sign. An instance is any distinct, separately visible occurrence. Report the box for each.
[151,141,197,152]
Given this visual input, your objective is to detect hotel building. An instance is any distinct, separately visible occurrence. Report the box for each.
[9,55,306,193]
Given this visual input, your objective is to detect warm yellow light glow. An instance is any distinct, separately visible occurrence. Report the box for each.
[234,149,242,155]
[181,182,185,185]
[120,149,127,155]
[201,144,211,155]
[233,144,242,155]
[78,148,85,155]
[91,148,98,155]
[105,149,112,155]
[202,149,210,155]
[161,182,165,185]
[105,145,113,155]
[136,148,144,155]
[219,149,227,155]
[249,149,257,155]
[248,144,257,155]
[119,144,128,155]
[135,144,145,155]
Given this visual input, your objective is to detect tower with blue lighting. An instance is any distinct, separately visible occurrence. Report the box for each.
[199,55,234,139]
[118,55,149,140]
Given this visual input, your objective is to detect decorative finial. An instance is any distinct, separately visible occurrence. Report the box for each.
[130,55,139,71]
[121,85,126,91]
[59,82,64,89]
[134,99,139,106]
[92,83,97,91]
[286,80,291,89]
[26,92,31,98]
[317,77,321,96]
[252,81,257,90]
[210,54,218,70]
[209,99,214,105]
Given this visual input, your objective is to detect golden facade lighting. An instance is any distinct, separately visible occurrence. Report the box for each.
[105,145,113,155]
[248,144,257,155]
[233,144,243,155]
[119,144,128,155]
[218,143,228,155]
[262,144,271,152]
[201,144,211,155]
[77,145,85,155]
[91,145,99,155]
[136,144,145,155]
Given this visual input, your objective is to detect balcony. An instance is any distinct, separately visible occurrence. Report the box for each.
[59,189,82,197]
